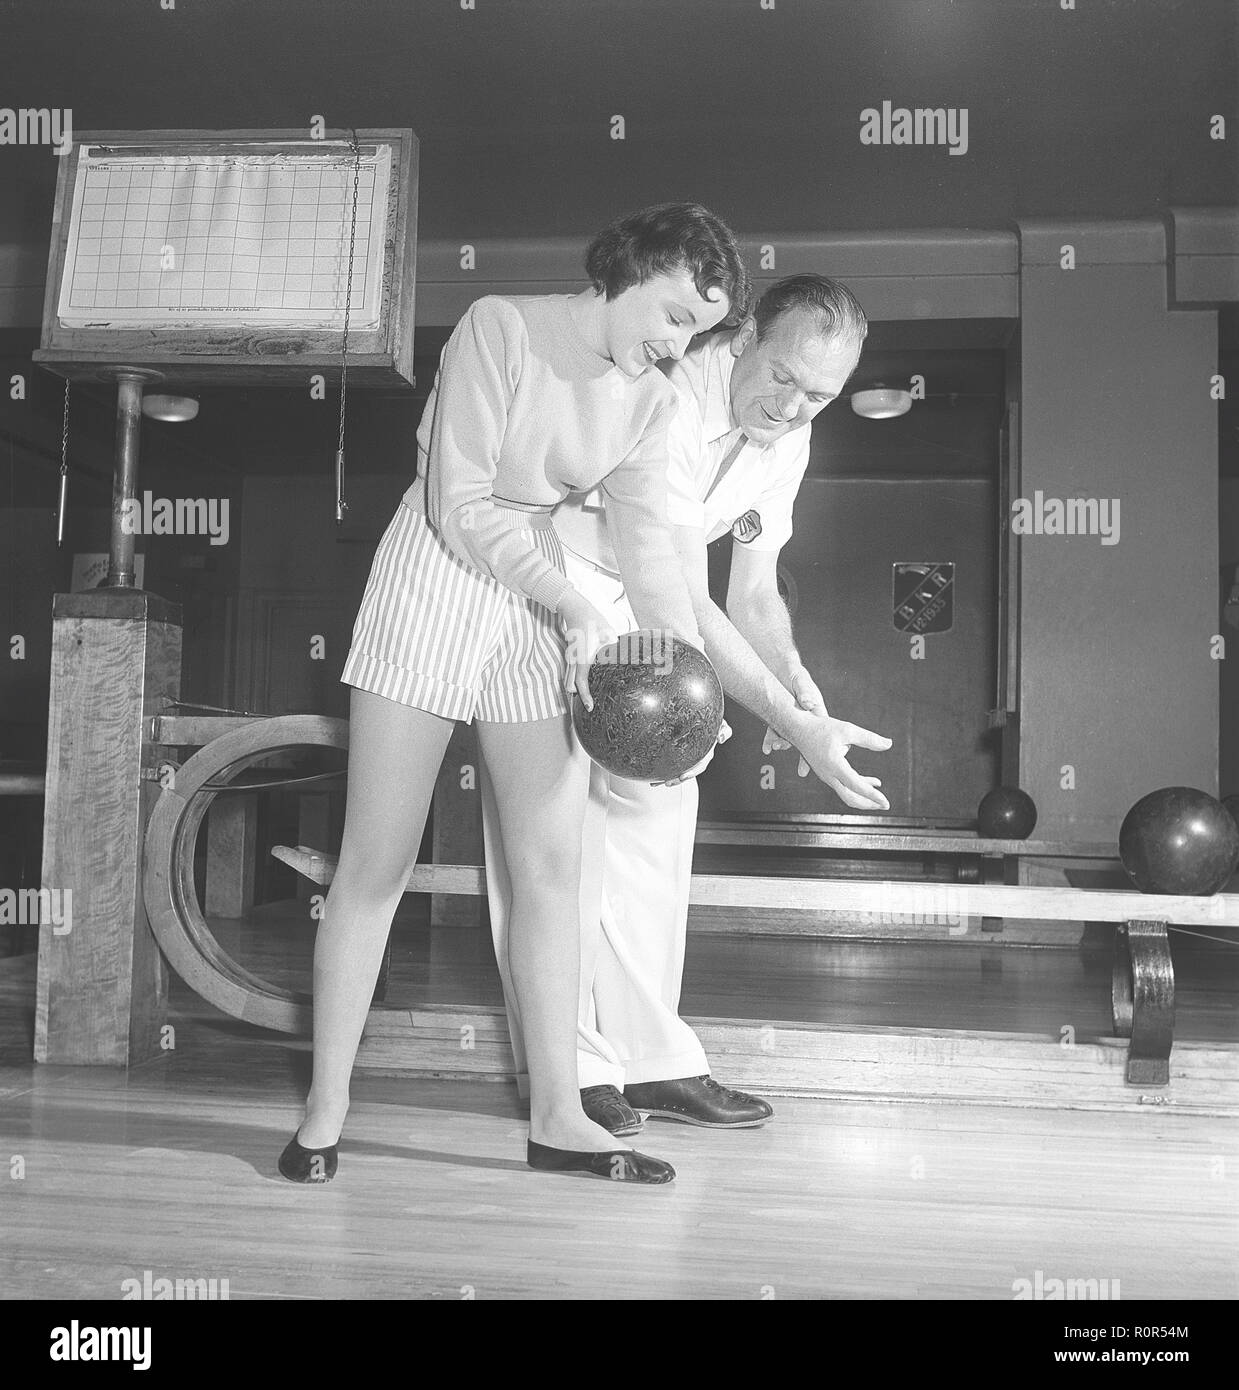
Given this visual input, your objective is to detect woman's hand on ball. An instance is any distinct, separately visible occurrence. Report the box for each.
[558,592,618,709]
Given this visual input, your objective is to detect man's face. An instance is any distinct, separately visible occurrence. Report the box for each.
[728,309,861,445]
[606,267,731,380]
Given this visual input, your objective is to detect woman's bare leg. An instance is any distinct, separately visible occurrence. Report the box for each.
[297,687,455,1149]
[477,714,627,1153]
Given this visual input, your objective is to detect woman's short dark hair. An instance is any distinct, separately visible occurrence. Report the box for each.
[585,203,751,325]
[753,274,868,347]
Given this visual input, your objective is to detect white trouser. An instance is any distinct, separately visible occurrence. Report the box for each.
[480,548,710,1095]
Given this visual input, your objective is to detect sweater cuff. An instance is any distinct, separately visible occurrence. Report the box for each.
[530,568,573,614]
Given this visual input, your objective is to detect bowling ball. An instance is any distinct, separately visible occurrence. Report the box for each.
[1118,786,1239,896]
[977,786,1038,839]
[572,630,724,782]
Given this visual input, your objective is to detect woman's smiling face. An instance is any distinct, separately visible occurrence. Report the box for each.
[603,267,732,379]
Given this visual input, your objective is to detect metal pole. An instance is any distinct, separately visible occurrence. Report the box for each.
[106,373,144,588]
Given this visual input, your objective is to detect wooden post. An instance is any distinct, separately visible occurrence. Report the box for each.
[35,589,182,1064]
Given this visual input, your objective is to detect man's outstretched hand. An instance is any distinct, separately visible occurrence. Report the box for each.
[795,715,891,810]
[765,712,892,811]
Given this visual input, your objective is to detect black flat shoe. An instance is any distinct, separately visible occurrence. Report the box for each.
[278,1133,338,1184]
[526,1139,674,1184]
[580,1084,644,1136]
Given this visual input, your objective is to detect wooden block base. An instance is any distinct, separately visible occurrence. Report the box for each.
[35,598,181,1065]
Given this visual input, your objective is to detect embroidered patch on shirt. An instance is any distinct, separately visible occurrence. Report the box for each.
[732,509,763,544]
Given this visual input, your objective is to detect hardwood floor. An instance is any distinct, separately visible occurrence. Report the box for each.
[1,937,1236,1300]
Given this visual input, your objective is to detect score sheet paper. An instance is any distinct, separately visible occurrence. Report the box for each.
[57,145,391,329]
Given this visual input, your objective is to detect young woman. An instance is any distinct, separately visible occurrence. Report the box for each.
[279,203,749,1186]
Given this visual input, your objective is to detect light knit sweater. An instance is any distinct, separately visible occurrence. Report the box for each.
[403,294,699,642]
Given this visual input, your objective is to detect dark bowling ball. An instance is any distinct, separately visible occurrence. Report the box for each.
[1119,786,1239,896]
[977,786,1038,839]
[572,630,724,782]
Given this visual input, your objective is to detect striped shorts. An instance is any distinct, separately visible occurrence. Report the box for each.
[341,502,570,723]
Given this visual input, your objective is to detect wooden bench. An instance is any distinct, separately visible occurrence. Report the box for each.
[695,814,1118,882]
[693,814,1123,937]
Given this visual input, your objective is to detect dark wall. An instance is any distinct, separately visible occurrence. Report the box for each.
[0,507,65,755]
[702,476,998,821]
[1222,477,1239,800]
[236,473,405,717]
[1018,230,1219,839]
[2,0,1235,252]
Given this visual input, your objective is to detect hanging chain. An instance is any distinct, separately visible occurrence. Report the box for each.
[56,378,70,548]
[335,130,362,524]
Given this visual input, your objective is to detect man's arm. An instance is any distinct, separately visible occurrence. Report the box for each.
[678,525,834,750]
[670,522,890,809]
[724,544,824,711]
[671,524,820,744]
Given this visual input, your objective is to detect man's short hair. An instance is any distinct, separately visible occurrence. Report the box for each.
[753,274,867,348]
[585,203,751,326]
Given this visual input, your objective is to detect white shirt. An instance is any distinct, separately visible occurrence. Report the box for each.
[553,330,812,574]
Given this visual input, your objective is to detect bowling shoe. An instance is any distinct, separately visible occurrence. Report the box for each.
[580,1084,644,1136]
[624,1075,774,1128]
[277,1133,338,1184]
[527,1140,674,1184]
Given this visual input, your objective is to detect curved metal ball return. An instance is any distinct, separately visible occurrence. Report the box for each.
[143,714,349,1035]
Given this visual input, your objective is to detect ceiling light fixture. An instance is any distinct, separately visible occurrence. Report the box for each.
[142,394,199,422]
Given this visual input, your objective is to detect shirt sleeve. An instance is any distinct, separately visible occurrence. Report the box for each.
[736,429,811,552]
[418,297,572,613]
[601,388,702,646]
[664,387,707,530]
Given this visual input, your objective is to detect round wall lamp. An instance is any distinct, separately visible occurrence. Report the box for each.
[850,383,912,419]
[142,394,199,422]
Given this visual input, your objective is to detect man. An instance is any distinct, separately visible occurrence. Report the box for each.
[481,274,892,1135]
